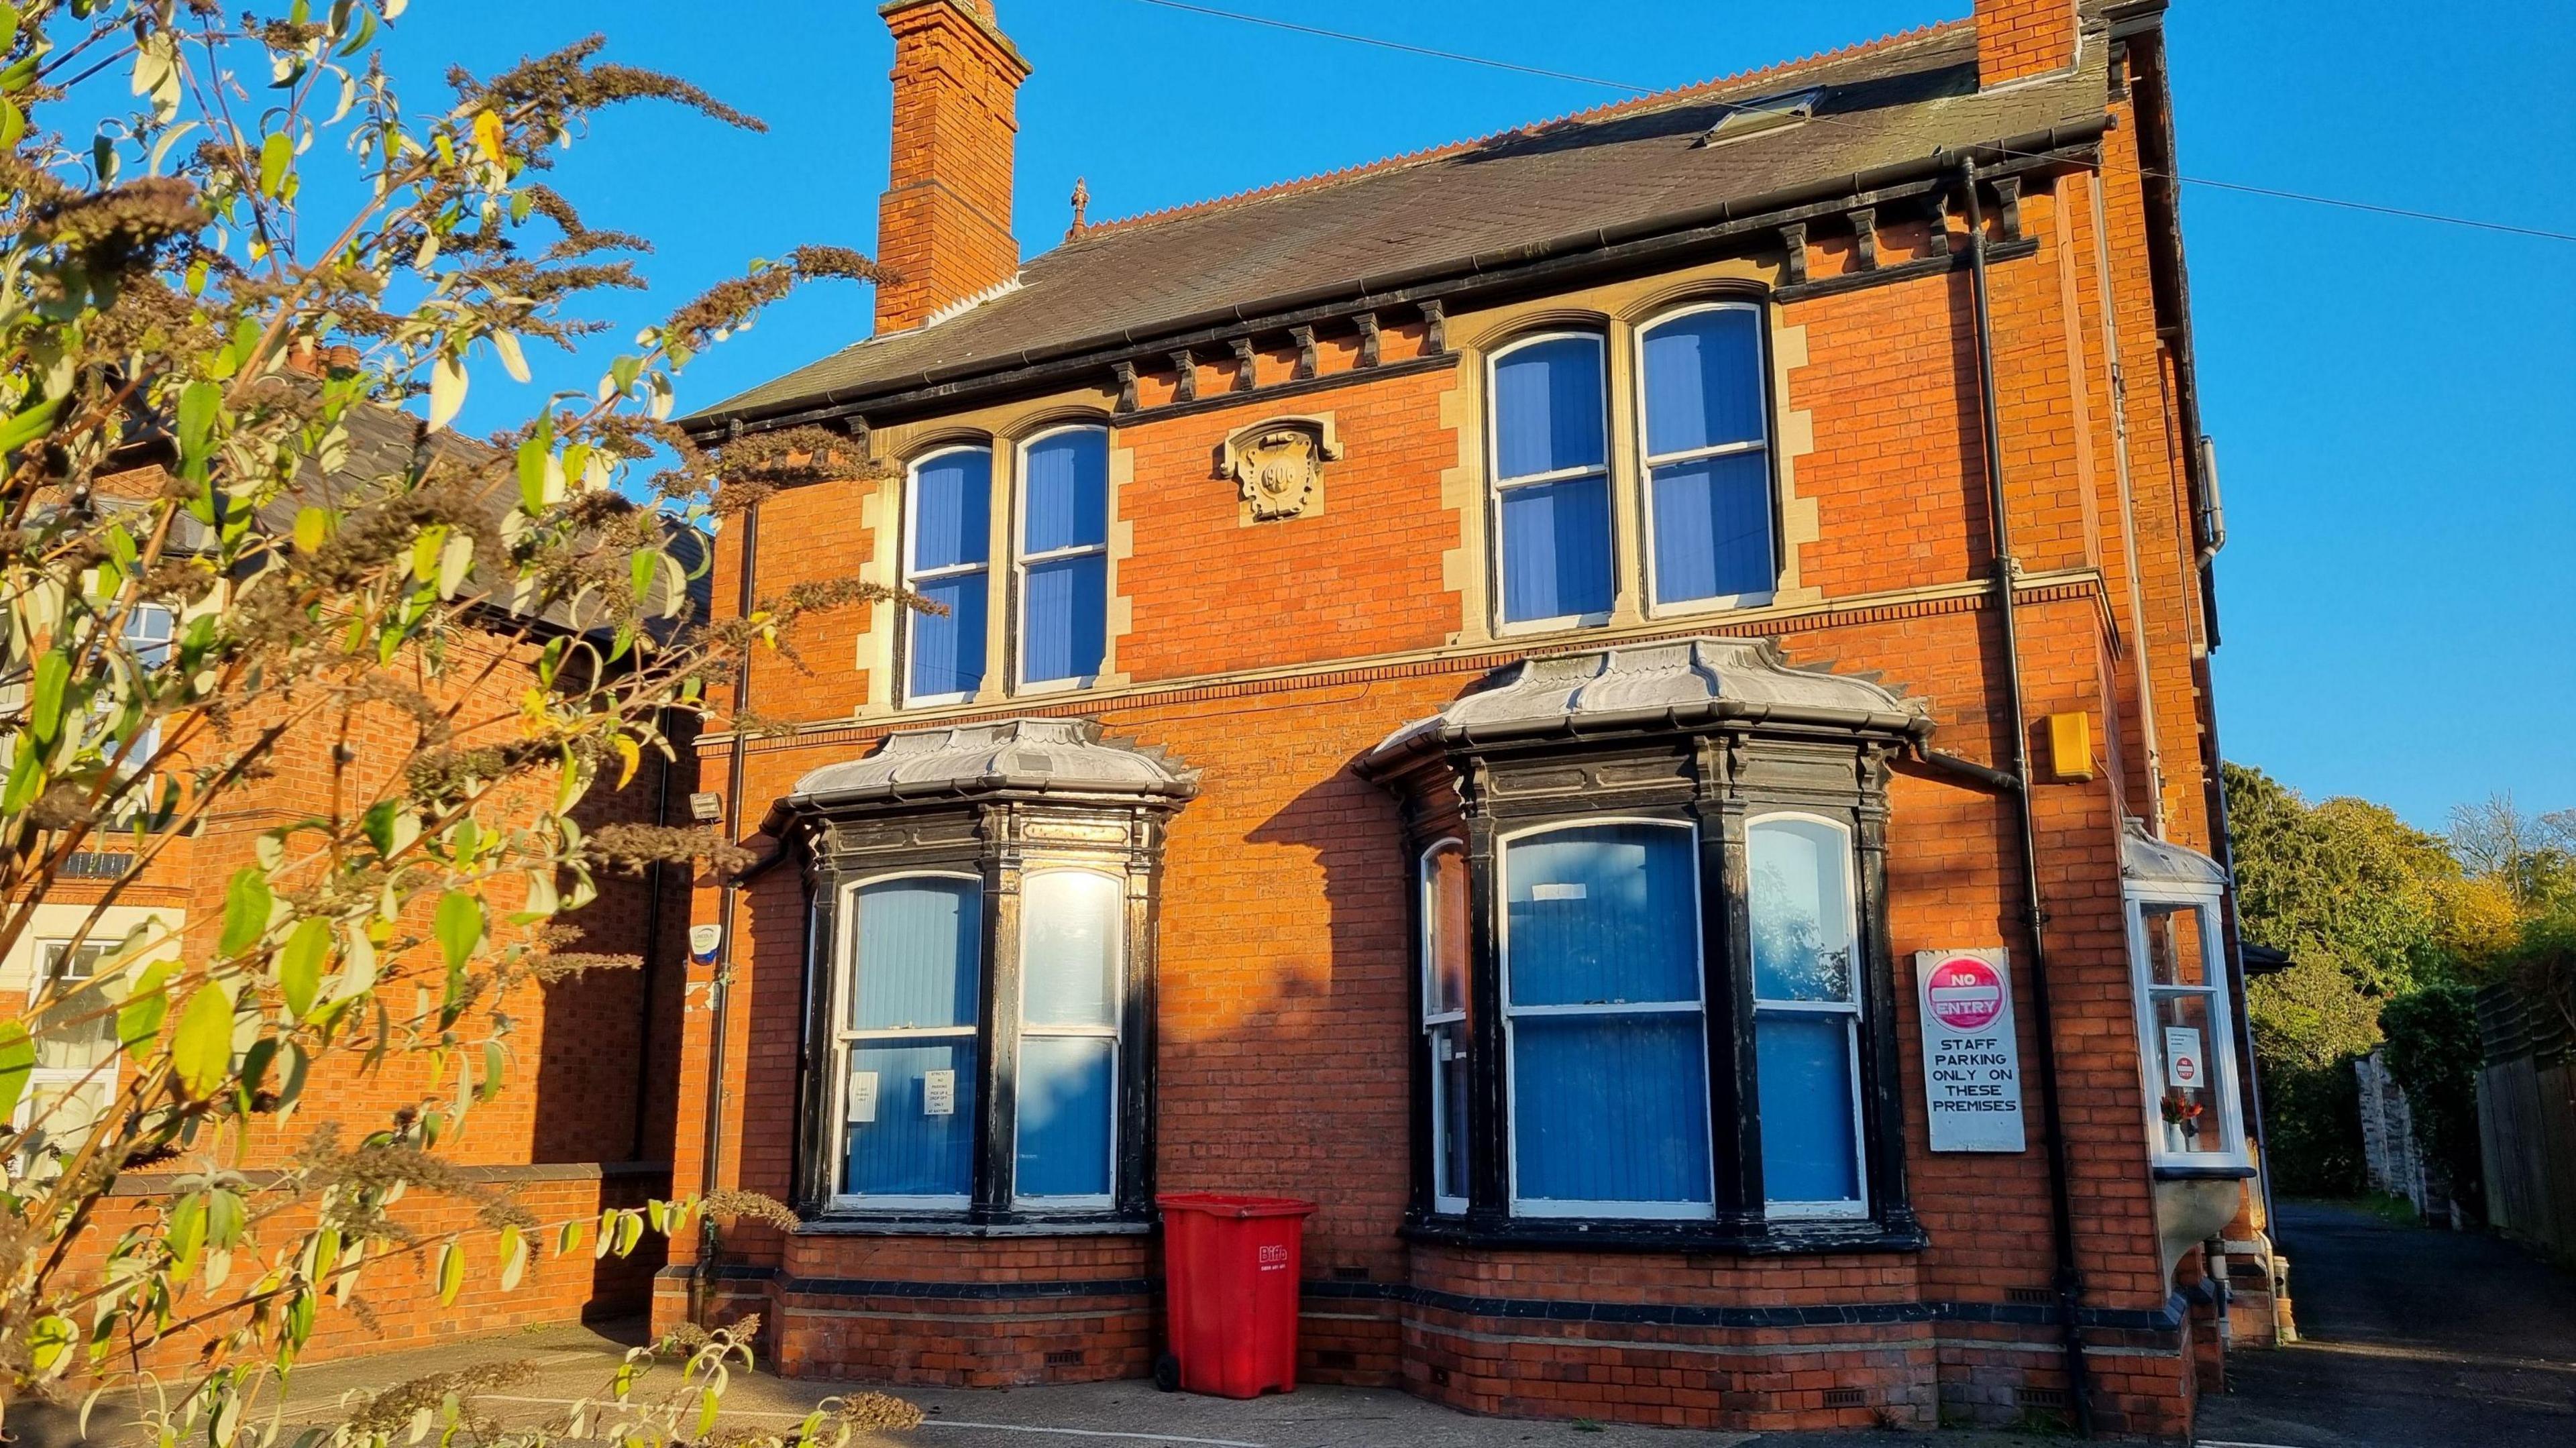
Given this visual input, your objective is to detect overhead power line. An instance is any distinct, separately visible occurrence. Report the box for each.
[1118,0,2576,246]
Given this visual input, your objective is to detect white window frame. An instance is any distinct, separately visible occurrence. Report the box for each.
[17,940,120,1176]
[901,445,994,709]
[1497,817,1717,1221]
[2125,883,2249,1171]
[1487,331,1615,636]
[113,603,175,781]
[1011,866,1123,1211]
[1012,425,1112,696]
[827,870,985,1213]
[1746,812,1870,1221]
[1634,300,1778,618]
[1419,839,1470,1216]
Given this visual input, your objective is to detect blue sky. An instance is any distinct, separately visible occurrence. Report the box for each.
[370,0,2574,831]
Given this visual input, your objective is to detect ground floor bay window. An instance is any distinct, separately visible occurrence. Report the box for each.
[1368,637,1929,1249]
[771,720,1196,1227]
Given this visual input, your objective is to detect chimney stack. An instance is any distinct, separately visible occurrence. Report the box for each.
[1974,0,2080,88]
[874,0,1031,335]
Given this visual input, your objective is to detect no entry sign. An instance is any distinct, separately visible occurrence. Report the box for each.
[1917,950,2026,1153]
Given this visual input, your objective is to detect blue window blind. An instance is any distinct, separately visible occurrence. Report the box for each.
[1423,844,1471,1209]
[1020,429,1109,685]
[1492,337,1613,624]
[1502,823,1711,1213]
[843,877,984,1201]
[1016,870,1120,1201]
[1640,307,1775,606]
[1747,817,1865,1213]
[906,449,991,700]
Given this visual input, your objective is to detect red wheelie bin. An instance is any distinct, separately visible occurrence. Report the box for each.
[1155,1193,1316,1398]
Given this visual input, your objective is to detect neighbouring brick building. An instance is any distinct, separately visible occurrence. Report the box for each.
[664,0,2275,1435]
[9,401,696,1365]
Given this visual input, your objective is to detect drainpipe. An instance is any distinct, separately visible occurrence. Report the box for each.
[1957,156,2098,1438]
[2086,170,2165,838]
[632,704,676,1163]
[692,495,760,1323]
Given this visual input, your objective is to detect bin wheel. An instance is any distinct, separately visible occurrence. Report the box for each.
[1153,1353,1181,1393]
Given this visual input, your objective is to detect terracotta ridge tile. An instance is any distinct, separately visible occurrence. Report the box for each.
[1073,19,1966,241]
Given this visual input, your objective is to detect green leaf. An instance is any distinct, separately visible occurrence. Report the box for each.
[279,917,329,1020]
[696,1386,719,1439]
[257,131,292,197]
[362,799,400,857]
[1,744,47,816]
[0,100,25,153]
[292,506,330,553]
[0,392,62,455]
[435,1241,462,1306]
[556,1219,582,1256]
[516,437,549,512]
[428,353,466,433]
[411,524,446,583]
[118,960,178,1050]
[28,1314,73,1377]
[478,1040,504,1103]
[166,1192,207,1282]
[497,1225,525,1290]
[170,983,237,1099]
[0,1022,32,1124]
[219,867,272,957]
[28,649,66,745]
[630,547,656,604]
[0,5,21,57]
[433,891,483,974]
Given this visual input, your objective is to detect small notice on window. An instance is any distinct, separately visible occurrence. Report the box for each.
[1916,950,2025,1153]
[922,1068,956,1117]
[2163,1027,2206,1091]
[1530,883,1587,901]
[848,1069,878,1124]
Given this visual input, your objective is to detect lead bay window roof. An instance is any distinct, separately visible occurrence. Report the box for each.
[778,718,1198,822]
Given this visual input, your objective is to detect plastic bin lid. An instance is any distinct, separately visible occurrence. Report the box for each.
[1155,1192,1317,1219]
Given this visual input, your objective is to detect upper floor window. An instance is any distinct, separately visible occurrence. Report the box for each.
[904,447,991,706]
[1489,334,1613,628]
[1640,304,1775,610]
[1017,427,1110,689]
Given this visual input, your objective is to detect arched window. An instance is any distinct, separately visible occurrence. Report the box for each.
[1017,427,1110,689]
[1748,814,1867,1217]
[836,873,985,1208]
[1420,840,1470,1215]
[1500,820,1713,1218]
[904,446,992,705]
[1489,333,1613,628]
[1016,869,1122,1205]
[1638,303,1776,608]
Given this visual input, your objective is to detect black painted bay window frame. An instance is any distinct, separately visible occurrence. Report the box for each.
[777,789,1180,1231]
[1372,715,1923,1253]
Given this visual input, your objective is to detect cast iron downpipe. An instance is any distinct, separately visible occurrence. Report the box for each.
[1957,155,2098,1438]
[631,704,676,1163]
[692,496,760,1323]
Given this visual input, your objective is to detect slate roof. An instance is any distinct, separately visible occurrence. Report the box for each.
[686,14,2110,429]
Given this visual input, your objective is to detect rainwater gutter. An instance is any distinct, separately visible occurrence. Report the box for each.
[692,494,759,1324]
[1956,154,2098,1438]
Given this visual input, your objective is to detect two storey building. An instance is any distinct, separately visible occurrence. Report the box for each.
[667,0,2269,1435]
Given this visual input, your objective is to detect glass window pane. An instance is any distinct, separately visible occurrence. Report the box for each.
[843,1040,977,1198]
[910,450,991,572]
[124,604,174,668]
[1424,845,1469,1019]
[1016,1035,1114,1199]
[1022,871,1119,1028]
[1650,453,1776,604]
[2153,988,2221,1156]
[1021,553,1106,685]
[36,945,115,1070]
[1498,475,1613,623]
[2141,903,2212,988]
[1493,337,1607,481]
[852,878,983,1031]
[1642,308,1766,457]
[908,571,987,698]
[1505,824,1700,1007]
[1756,1012,1862,1205]
[1512,1013,1711,1207]
[15,1077,113,1180]
[1750,818,1856,1004]
[1023,431,1108,555]
[1431,1021,1469,1205]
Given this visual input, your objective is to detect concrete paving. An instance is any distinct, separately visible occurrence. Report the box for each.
[2198,1199,2576,1448]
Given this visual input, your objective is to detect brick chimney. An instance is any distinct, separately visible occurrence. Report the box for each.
[1974,0,2080,87]
[874,0,1031,335]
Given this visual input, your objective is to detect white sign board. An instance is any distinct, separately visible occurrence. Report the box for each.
[922,1068,956,1117]
[2163,1027,2206,1091]
[1917,950,2026,1153]
[847,1069,878,1124]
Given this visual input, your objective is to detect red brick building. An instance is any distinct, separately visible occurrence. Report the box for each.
[666,0,2273,1435]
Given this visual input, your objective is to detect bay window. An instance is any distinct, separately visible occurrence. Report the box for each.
[783,718,1193,1226]
[2128,888,2247,1168]
[904,447,992,705]
[1017,427,1110,689]
[1489,334,1614,628]
[1748,816,1867,1218]
[1421,842,1470,1215]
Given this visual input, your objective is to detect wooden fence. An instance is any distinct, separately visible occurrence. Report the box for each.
[2477,983,2576,1262]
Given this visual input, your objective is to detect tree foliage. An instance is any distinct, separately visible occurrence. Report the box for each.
[0,1,903,1439]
